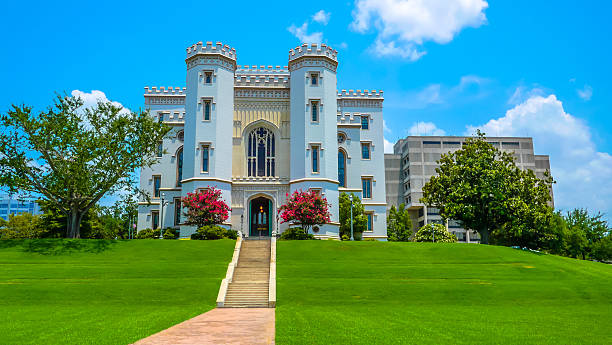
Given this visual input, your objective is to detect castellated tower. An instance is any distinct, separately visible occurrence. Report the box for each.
[288,43,340,236]
[182,42,236,222]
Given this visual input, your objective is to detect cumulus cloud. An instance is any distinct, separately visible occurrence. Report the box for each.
[408,121,446,136]
[350,0,488,60]
[312,10,331,25]
[71,89,130,115]
[287,22,323,43]
[577,84,593,101]
[384,138,395,153]
[467,94,612,215]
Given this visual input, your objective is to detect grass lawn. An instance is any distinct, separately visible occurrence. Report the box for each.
[0,239,234,345]
[277,241,612,345]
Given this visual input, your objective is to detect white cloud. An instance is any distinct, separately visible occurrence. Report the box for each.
[384,138,395,153]
[383,120,392,133]
[351,0,488,60]
[312,10,331,25]
[467,94,612,215]
[71,89,130,115]
[577,84,593,101]
[408,121,446,136]
[288,22,323,43]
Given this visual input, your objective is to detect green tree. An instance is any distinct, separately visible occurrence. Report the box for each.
[591,235,612,262]
[421,131,554,244]
[0,213,45,239]
[415,223,458,243]
[339,193,367,240]
[387,203,412,241]
[0,94,168,238]
[564,209,610,259]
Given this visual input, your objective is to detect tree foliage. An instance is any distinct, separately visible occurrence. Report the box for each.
[0,94,169,238]
[421,131,554,244]
[339,192,367,240]
[0,213,45,239]
[181,188,231,229]
[415,223,458,243]
[387,203,412,241]
[278,190,331,234]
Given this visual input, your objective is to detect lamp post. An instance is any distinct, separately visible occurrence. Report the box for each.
[349,194,354,241]
[160,192,168,239]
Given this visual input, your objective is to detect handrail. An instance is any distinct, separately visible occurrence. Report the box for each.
[216,237,242,307]
[268,236,277,307]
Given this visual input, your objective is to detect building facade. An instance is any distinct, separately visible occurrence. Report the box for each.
[138,42,387,240]
[0,195,41,221]
[385,136,553,243]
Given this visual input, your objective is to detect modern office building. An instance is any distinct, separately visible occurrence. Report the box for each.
[0,195,41,221]
[137,41,387,240]
[385,136,553,243]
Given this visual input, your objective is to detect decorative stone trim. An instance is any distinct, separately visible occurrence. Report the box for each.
[180,177,232,184]
[268,237,276,308]
[289,177,340,185]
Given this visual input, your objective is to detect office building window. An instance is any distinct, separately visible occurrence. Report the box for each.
[311,100,319,122]
[362,178,372,199]
[202,145,210,172]
[153,176,161,198]
[361,143,371,159]
[312,145,320,173]
[361,115,369,129]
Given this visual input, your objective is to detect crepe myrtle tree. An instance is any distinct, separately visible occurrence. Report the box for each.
[0,94,169,238]
[181,188,231,228]
[278,189,331,234]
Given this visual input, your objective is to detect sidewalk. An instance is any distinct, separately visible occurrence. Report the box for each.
[133,308,275,345]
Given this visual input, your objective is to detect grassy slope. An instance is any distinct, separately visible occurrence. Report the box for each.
[277,241,612,345]
[0,239,234,345]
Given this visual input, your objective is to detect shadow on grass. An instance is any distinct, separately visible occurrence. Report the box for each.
[0,239,117,255]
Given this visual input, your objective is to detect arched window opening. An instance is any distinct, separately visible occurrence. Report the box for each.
[338,149,346,187]
[247,127,275,177]
[176,146,183,186]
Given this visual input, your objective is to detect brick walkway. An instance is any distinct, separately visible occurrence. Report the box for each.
[133,308,275,345]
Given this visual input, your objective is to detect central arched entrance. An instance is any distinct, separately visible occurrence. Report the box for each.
[249,196,272,237]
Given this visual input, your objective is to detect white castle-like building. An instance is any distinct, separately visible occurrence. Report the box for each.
[137,41,388,239]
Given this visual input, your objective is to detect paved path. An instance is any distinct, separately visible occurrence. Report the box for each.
[133,308,275,345]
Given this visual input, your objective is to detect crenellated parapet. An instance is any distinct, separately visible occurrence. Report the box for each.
[144,86,187,96]
[288,43,338,62]
[337,89,384,108]
[234,75,290,88]
[337,89,384,98]
[236,65,289,75]
[186,41,237,61]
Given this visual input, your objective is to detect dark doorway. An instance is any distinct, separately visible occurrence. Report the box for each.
[250,197,271,237]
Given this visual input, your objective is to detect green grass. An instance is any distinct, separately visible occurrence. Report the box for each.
[277,241,612,345]
[0,239,234,345]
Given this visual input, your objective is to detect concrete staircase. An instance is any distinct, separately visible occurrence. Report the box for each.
[223,239,271,308]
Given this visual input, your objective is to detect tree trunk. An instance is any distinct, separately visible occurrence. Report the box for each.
[480,227,489,244]
[67,210,82,239]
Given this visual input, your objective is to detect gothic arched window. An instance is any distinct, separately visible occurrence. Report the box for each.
[338,149,346,187]
[176,146,183,186]
[247,127,275,177]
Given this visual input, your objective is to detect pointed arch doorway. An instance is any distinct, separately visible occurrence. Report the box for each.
[249,196,272,237]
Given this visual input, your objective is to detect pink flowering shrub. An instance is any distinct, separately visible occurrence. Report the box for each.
[181,187,230,228]
[278,190,331,233]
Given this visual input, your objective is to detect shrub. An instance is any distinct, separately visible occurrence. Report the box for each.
[135,228,161,239]
[415,223,458,243]
[280,227,316,240]
[0,213,46,239]
[191,225,236,240]
[591,236,612,262]
[163,228,180,239]
[341,234,350,241]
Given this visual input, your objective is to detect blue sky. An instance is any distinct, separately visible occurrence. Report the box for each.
[1,0,611,217]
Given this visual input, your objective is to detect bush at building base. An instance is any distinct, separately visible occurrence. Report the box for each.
[280,227,316,240]
[191,225,237,240]
[163,228,180,239]
[415,223,458,243]
[135,228,161,239]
